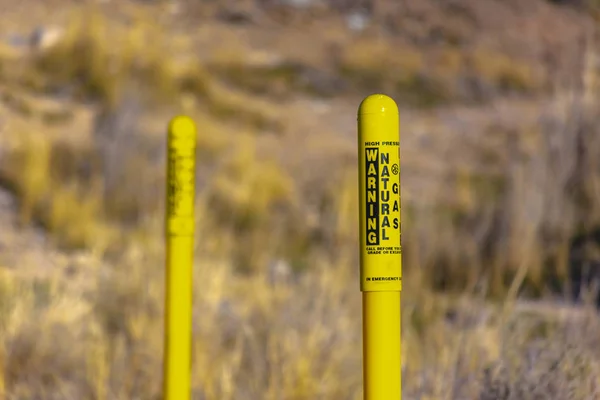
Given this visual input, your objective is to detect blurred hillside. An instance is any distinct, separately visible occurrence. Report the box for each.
[1,0,600,398]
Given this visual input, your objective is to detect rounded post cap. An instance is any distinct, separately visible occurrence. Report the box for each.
[358,94,398,116]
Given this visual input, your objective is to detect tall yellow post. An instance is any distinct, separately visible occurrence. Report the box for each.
[164,116,197,400]
[358,94,402,399]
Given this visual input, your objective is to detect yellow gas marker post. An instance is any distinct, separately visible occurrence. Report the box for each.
[164,116,197,400]
[358,94,402,399]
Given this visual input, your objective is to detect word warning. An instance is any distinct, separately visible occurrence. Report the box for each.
[167,150,195,218]
[364,147,400,255]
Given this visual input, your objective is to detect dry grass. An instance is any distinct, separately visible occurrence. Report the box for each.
[0,1,600,399]
[3,242,600,399]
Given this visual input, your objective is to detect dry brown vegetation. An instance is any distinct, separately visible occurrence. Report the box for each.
[1,0,600,398]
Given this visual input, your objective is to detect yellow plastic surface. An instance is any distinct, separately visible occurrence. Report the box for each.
[357,94,402,399]
[164,115,197,400]
[358,94,402,292]
[363,291,401,399]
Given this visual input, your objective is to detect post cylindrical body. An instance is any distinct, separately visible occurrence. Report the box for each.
[357,94,402,400]
[164,116,197,400]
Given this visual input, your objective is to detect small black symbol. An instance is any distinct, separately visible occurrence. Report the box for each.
[391,164,399,175]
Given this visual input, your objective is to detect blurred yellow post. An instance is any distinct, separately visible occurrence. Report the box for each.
[164,116,197,400]
[357,94,402,399]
